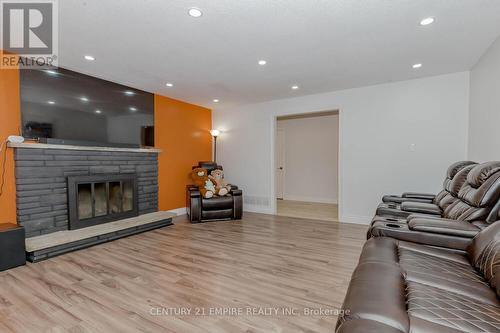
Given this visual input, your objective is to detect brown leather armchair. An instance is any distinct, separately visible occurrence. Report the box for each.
[186,161,243,223]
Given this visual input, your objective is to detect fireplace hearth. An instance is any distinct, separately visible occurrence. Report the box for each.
[68,174,138,230]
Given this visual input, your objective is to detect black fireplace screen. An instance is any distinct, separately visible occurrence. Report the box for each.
[68,174,138,230]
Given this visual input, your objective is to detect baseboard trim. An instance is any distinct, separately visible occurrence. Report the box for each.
[340,215,371,225]
[167,207,187,216]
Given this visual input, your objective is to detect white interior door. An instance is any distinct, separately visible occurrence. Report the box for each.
[275,128,285,199]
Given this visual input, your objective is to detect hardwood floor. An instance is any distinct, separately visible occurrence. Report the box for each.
[0,213,367,333]
[277,200,339,222]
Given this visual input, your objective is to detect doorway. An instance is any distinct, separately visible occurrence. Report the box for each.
[274,111,339,222]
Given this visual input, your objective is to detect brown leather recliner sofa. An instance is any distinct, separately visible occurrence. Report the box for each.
[377,160,477,217]
[380,160,477,206]
[186,161,243,223]
[369,162,500,249]
[335,220,500,332]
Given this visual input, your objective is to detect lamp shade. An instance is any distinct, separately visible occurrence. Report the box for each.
[210,129,221,137]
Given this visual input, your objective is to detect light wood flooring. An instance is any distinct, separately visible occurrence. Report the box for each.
[277,200,339,222]
[0,213,367,333]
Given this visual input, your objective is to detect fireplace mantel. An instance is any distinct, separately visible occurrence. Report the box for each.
[8,142,161,153]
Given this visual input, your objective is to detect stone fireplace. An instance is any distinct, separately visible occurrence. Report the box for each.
[13,144,160,238]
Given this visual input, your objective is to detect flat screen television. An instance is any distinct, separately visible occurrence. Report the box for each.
[20,67,154,148]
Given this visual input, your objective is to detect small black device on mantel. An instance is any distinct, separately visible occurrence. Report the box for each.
[141,126,155,147]
[20,66,154,148]
[0,224,26,271]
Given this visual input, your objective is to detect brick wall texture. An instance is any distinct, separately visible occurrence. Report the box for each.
[14,148,158,237]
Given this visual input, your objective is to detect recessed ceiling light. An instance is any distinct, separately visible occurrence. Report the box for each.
[124,90,135,96]
[166,83,173,87]
[420,17,435,26]
[213,99,219,103]
[84,55,95,61]
[412,63,423,69]
[47,100,55,104]
[95,109,102,114]
[258,60,267,66]
[291,85,299,90]
[45,70,57,75]
[129,107,137,111]
[80,97,89,102]
[188,7,202,18]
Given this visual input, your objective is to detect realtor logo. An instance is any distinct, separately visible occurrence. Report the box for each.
[1,0,58,69]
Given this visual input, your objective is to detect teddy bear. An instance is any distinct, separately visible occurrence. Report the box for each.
[209,169,232,196]
[190,168,216,198]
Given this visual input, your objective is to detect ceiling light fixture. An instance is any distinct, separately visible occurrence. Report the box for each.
[84,55,95,61]
[188,7,203,18]
[95,109,102,114]
[258,60,267,65]
[129,107,137,111]
[124,90,135,96]
[166,83,173,87]
[420,17,435,26]
[47,100,55,104]
[80,97,89,102]
[412,63,422,69]
[291,85,299,90]
[213,99,219,103]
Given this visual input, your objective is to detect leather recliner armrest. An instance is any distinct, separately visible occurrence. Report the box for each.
[369,220,472,251]
[382,195,404,203]
[187,186,201,197]
[186,185,202,222]
[231,189,243,219]
[407,214,445,222]
[402,192,435,201]
[408,217,481,238]
[401,201,441,215]
[382,195,434,204]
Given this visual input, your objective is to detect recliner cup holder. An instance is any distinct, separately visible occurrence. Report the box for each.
[386,223,401,228]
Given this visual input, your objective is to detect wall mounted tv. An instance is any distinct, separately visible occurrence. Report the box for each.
[20,67,154,148]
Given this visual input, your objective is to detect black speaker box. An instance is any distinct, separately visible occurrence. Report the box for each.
[0,224,26,271]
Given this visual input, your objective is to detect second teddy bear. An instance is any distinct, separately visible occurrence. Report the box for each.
[209,169,232,196]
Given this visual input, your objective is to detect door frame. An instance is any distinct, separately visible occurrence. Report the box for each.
[270,110,342,219]
[275,128,286,200]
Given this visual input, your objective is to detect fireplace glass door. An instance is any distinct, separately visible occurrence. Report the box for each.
[69,174,138,230]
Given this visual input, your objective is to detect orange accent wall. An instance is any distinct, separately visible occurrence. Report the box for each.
[0,54,21,224]
[154,95,212,210]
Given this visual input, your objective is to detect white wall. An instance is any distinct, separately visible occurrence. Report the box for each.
[277,114,339,203]
[213,72,470,224]
[468,35,500,162]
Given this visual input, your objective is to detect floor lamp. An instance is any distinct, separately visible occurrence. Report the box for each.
[210,129,220,163]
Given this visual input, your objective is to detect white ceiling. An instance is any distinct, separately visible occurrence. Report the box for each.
[59,0,500,108]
